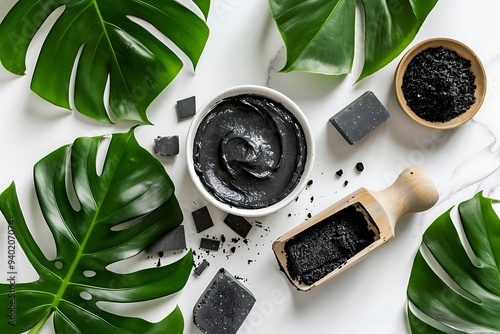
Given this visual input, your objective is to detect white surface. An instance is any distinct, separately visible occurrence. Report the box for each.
[1,0,500,333]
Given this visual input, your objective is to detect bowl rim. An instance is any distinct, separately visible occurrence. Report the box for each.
[185,84,316,217]
[394,37,487,130]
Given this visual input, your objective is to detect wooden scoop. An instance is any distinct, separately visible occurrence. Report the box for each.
[272,165,439,291]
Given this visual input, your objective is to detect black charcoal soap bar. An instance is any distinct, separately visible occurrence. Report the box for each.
[329,91,390,144]
[194,259,210,276]
[192,206,214,233]
[193,268,256,334]
[147,225,186,253]
[200,238,220,251]
[223,214,252,238]
[176,95,196,120]
[154,136,179,156]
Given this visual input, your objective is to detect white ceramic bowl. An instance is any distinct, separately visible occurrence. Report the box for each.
[186,85,315,217]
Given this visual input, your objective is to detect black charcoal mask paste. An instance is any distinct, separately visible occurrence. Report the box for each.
[193,94,307,209]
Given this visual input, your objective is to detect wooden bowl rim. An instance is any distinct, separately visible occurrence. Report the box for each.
[394,37,487,130]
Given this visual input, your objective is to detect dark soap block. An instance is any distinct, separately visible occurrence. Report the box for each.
[194,259,210,276]
[223,214,252,238]
[147,225,186,253]
[329,91,390,145]
[154,135,179,156]
[176,95,196,120]
[193,268,256,334]
[200,238,220,251]
[192,206,214,233]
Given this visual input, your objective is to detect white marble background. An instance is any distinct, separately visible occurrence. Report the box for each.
[1,0,500,333]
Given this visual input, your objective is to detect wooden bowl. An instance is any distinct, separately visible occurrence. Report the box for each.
[394,38,486,130]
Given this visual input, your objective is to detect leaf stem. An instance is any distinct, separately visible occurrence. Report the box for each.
[28,309,52,334]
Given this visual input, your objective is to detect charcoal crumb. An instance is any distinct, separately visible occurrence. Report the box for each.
[221,234,226,243]
[230,246,236,253]
[355,162,364,172]
[234,275,247,282]
[336,169,343,177]
[344,180,349,186]
[194,259,210,276]
[307,213,312,219]
[307,180,313,186]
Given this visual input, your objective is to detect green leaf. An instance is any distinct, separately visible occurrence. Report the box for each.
[407,192,500,333]
[0,0,210,124]
[0,128,193,333]
[268,0,438,80]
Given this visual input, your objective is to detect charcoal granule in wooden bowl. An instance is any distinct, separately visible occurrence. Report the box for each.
[394,38,486,130]
[402,46,476,122]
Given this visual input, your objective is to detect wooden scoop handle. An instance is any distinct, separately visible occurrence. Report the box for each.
[370,165,438,231]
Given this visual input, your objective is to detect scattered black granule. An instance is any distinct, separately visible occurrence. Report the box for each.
[231,238,240,243]
[295,197,299,202]
[307,180,313,186]
[156,258,161,267]
[248,260,254,265]
[243,239,249,245]
[288,213,292,217]
[336,169,343,177]
[230,246,236,253]
[221,234,226,243]
[307,213,312,219]
[159,251,164,257]
[233,275,248,282]
[355,162,364,172]
[402,46,476,123]
[344,180,349,186]
[284,203,379,286]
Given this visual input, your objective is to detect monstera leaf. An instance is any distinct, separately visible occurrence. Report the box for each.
[407,192,500,333]
[268,0,438,81]
[0,0,210,124]
[0,129,193,333]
